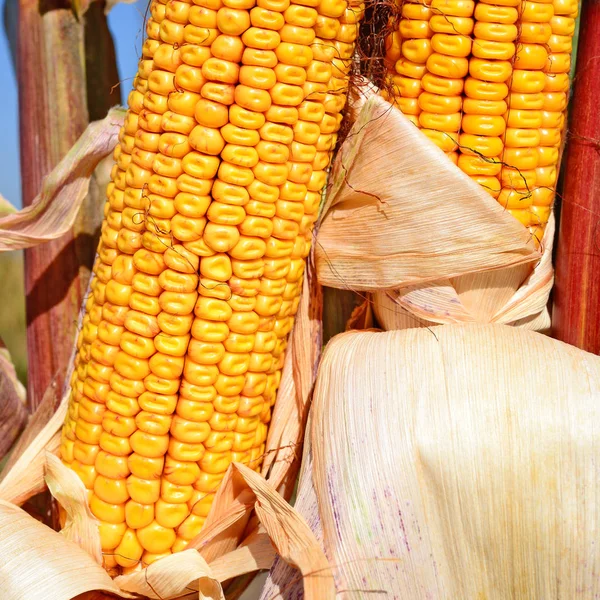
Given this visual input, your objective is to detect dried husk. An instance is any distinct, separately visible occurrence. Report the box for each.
[265,324,600,598]
[0,341,28,460]
[0,108,124,252]
[0,110,326,598]
[316,94,552,331]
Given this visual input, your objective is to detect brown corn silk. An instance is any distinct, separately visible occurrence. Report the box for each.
[58,0,364,574]
[379,0,578,247]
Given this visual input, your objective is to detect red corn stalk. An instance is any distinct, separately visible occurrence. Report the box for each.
[17,0,117,408]
[551,4,600,353]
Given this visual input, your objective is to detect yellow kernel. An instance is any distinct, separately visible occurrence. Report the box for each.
[459,134,504,158]
[99,522,127,552]
[239,65,276,90]
[201,223,240,253]
[94,475,130,505]
[155,500,189,528]
[201,81,236,105]
[102,411,137,438]
[264,104,298,125]
[200,450,232,474]
[137,521,177,554]
[168,437,207,461]
[202,57,240,84]
[177,514,206,540]
[90,493,125,524]
[242,47,277,68]
[110,372,146,398]
[124,500,153,532]
[284,4,317,26]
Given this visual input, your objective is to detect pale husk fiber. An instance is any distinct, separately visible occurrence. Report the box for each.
[288,324,600,598]
[315,94,552,331]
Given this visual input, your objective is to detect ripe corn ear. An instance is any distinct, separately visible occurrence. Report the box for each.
[383,0,579,243]
[60,0,363,572]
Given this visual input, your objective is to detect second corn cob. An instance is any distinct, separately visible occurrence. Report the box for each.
[383,0,579,243]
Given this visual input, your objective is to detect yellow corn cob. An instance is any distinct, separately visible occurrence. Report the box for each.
[383,0,579,244]
[60,0,361,572]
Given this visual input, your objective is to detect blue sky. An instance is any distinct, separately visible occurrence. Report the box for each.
[0,0,147,208]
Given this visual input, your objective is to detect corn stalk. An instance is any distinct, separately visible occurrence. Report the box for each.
[552,2,600,352]
[16,0,118,408]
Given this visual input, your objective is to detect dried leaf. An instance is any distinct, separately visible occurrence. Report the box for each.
[115,551,224,600]
[0,341,28,460]
[208,529,275,582]
[0,108,125,252]
[104,0,138,14]
[45,453,102,564]
[2,377,61,475]
[308,325,600,598]
[235,463,334,600]
[0,387,68,506]
[260,413,324,600]
[375,214,555,330]
[316,95,539,292]
[0,500,125,600]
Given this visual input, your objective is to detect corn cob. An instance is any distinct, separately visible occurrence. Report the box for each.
[382,0,579,244]
[60,0,361,572]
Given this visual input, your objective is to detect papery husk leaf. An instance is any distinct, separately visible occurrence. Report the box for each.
[260,412,324,600]
[45,453,102,564]
[184,461,332,598]
[0,500,126,600]
[315,95,539,292]
[308,324,600,598]
[104,0,137,14]
[234,463,334,599]
[208,529,275,582]
[0,108,124,252]
[115,551,224,600]
[71,0,132,18]
[0,384,67,505]
[14,455,328,600]
[375,213,555,330]
[0,341,28,460]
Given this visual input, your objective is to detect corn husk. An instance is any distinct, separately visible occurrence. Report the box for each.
[264,324,600,598]
[0,340,28,461]
[259,414,324,600]
[315,94,552,330]
[0,108,124,252]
